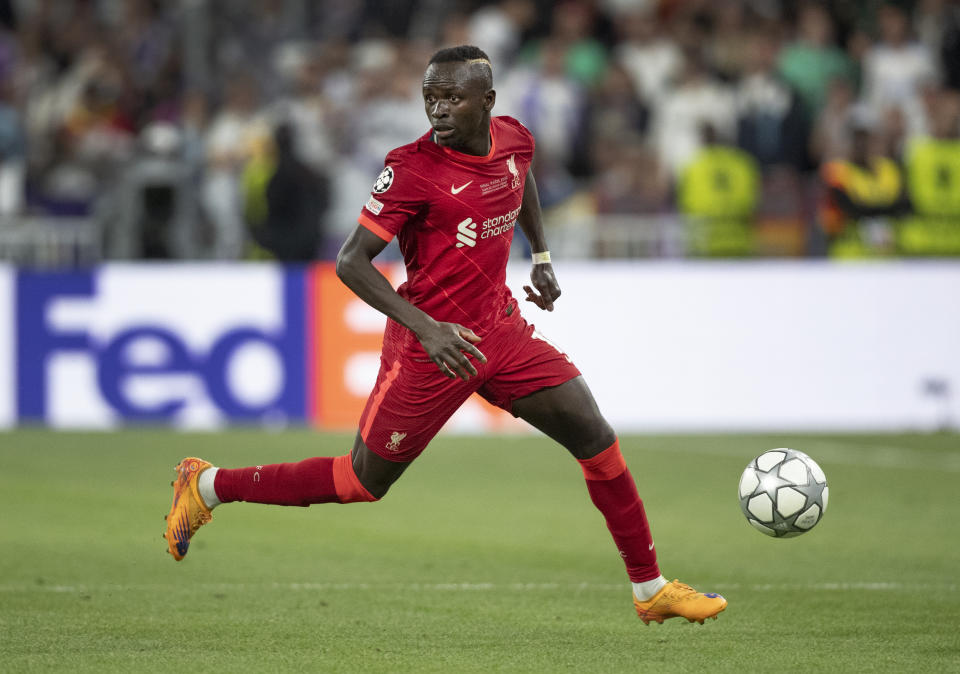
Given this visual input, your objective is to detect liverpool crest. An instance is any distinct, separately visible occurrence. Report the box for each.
[385,431,407,452]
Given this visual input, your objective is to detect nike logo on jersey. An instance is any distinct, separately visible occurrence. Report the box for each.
[450,181,473,195]
[456,218,477,248]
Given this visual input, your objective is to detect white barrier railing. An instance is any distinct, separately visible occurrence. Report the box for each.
[0,217,101,266]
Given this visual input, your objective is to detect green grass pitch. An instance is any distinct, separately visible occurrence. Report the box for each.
[1,430,958,672]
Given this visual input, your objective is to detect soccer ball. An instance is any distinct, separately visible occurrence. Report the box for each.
[738,448,828,538]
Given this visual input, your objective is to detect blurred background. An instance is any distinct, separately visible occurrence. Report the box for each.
[0,0,958,433]
[0,0,958,264]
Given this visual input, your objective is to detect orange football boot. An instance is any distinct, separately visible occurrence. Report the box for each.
[164,457,214,561]
[633,580,727,625]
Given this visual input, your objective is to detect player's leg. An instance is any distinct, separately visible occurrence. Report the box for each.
[479,323,666,590]
[207,432,406,505]
[511,378,726,623]
[509,375,614,459]
[511,377,662,585]
[163,438,397,560]
[165,347,477,561]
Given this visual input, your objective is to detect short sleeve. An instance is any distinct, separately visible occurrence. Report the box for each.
[357,151,424,242]
[497,115,535,160]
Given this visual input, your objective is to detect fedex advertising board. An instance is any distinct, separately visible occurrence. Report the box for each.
[2,261,958,431]
[15,265,306,428]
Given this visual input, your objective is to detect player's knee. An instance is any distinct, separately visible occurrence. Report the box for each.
[356,466,408,500]
[359,480,389,501]
[332,454,381,503]
[344,436,411,501]
[579,418,617,457]
[561,410,615,460]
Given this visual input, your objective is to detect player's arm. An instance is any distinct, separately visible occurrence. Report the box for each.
[516,167,560,312]
[336,226,487,380]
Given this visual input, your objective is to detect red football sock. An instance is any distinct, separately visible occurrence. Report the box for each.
[214,454,376,506]
[578,439,661,583]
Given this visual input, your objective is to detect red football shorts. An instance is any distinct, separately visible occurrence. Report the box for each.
[358,303,581,462]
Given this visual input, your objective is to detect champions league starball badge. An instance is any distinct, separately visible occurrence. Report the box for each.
[373,166,394,194]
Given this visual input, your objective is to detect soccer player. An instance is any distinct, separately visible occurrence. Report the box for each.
[165,46,726,625]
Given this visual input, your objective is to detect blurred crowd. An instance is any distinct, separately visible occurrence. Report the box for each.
[0,0,959,261]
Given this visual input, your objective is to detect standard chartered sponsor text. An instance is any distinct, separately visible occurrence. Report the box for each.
[481,206,521,239]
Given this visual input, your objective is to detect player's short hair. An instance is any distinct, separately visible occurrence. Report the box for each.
[428,45,493,85]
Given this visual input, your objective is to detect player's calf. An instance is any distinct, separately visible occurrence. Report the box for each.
[163,453,380,561]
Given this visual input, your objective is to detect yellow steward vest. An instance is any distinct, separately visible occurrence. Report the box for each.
[679,146,759,256]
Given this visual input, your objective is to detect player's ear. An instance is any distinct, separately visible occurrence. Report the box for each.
[484,89,496,113]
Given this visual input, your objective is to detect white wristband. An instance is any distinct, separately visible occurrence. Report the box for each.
[532,251,552,265]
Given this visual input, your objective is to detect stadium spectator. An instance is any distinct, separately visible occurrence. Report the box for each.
[0,79,24,215]
[498,38,587,204]
[586,62,666,225]
[61,62,136,171]
[517,0,608,87]
[705,0,752,81]
[326,41,426,252]
[467,0,536,72]
[651,46,736,175]
[347,42,427,174]
[777,3,855,121]
[114,0,175,103]
[209,0,306,102]
[612,7,682,103]
[249,123,327,262]
[584,60,649,160]
[201,75,269,259]
[860,3,938,125]
[264,44,337,174]
[735,30,808,170]
[12,21,58,172]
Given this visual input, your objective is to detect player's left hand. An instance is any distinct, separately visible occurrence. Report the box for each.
[523,264,560,312]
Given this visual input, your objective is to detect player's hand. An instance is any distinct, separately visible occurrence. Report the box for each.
[418,321,488,380]
[523,264,561,312]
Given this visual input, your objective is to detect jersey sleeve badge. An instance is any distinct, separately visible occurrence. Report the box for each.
[372,166,394,194]
[365,196,384,215]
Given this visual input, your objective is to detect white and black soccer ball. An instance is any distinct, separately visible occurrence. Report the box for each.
[738,448,828,538]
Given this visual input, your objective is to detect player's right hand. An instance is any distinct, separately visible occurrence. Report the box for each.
[419,322,487,380]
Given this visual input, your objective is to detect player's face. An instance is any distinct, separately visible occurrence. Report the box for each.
[422,62,495,154]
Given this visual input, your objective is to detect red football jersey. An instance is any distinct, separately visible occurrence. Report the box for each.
[357,116,534,335]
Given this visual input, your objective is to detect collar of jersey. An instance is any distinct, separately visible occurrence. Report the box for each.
[422,120,497,163]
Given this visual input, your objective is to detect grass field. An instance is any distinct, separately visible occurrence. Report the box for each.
[1,430,958,673]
